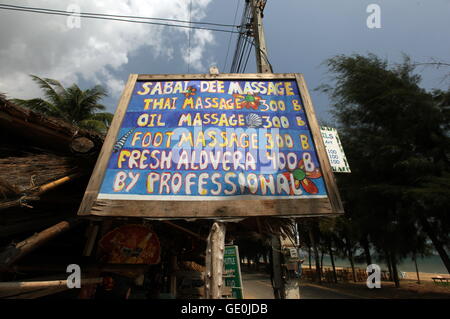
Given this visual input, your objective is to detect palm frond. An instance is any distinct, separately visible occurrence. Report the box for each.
[78,119,108,133]
[89,112,114,127]
[29,75,64,107]
[12,98,63,118]
[13,75,110,133]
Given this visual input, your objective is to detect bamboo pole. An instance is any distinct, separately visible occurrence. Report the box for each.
[36,173,82,194]
[2,264,151,273]
[162,221,206,241]
[0,219,82,267]
[0,173,84,211]
[0,278,103,291]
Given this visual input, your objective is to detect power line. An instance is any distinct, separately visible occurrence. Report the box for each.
[242,37,254,73]
[230,0,252,73]
[187,0,192,73]
[223,0,241,72]
[0,4,241,34]
[246,38,274,73]
[0,3,239,28]
[229,0,274,73]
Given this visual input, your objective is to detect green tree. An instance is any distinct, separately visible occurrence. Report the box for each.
[13,75,113,133]
[318,53,450,284]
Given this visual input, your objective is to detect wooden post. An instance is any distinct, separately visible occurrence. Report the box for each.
[83,222,99,257]
[170,255,178,298]
[250,0,293,298]
[270,235,284,299]
[280,236,300,299]
[205,222,226,299]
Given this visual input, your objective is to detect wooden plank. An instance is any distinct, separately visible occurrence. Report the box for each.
[88,198,333,218]
[137,73,297,81]
[295,74,344,215]
[78,74,138,216]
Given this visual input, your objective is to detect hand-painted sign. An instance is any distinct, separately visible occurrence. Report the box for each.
[98,224,160,264]
[320,126,351,173]
[224,245,244,299]
[78,74,343,218]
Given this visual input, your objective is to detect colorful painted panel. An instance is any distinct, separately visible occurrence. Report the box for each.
[97,79,328,200]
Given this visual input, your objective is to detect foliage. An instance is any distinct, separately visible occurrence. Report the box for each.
[13,75,113,133]
[316,53,450,281]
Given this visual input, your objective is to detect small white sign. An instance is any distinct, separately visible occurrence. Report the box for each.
[320,126,351,173]
[289,248,299,258]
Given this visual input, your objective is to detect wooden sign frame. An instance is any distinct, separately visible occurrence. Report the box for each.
[78,73,344,218]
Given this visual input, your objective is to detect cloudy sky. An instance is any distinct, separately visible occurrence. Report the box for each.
[0,0,449,122]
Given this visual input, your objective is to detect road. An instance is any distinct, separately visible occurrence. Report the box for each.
[242,272,358,299]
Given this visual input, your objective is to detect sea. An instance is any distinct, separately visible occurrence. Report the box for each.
[301,253,448,274]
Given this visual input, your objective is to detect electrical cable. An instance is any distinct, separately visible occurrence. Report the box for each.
[242,37,254,72]
[230,0,252,73]
[246,38,274,73]
[187,0,192,73]
[0,3,239,28]
[0,4,241,34]
[223,0,241,72]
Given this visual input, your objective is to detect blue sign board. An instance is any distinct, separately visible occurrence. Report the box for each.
[98,79,327,200]
[78,74,343,218]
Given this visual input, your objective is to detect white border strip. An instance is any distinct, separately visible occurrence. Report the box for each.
[97,193,328,201]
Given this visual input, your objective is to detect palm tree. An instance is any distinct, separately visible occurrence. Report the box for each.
[13,75,113,133]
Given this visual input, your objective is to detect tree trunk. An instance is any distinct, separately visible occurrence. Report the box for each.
[309,227,321,283]
[308,246,312,269]
[320,250,324,273]
[413,253,420,284]
[328,241,338,283]
[419,214,450,274]
[346,241,357,282]
[385,250,393,281]
[262,252,268,265]
[390,252,400,288]
[361,236,372,265]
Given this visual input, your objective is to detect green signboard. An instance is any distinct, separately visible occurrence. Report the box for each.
[224,245,244,299]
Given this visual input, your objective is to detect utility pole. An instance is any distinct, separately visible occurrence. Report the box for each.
[249,0,300,299]
[251,0,271,73]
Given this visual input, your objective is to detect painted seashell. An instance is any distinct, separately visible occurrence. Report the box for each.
[245,113,262,128]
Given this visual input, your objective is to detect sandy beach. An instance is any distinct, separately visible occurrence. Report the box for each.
[301,265,449,282]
